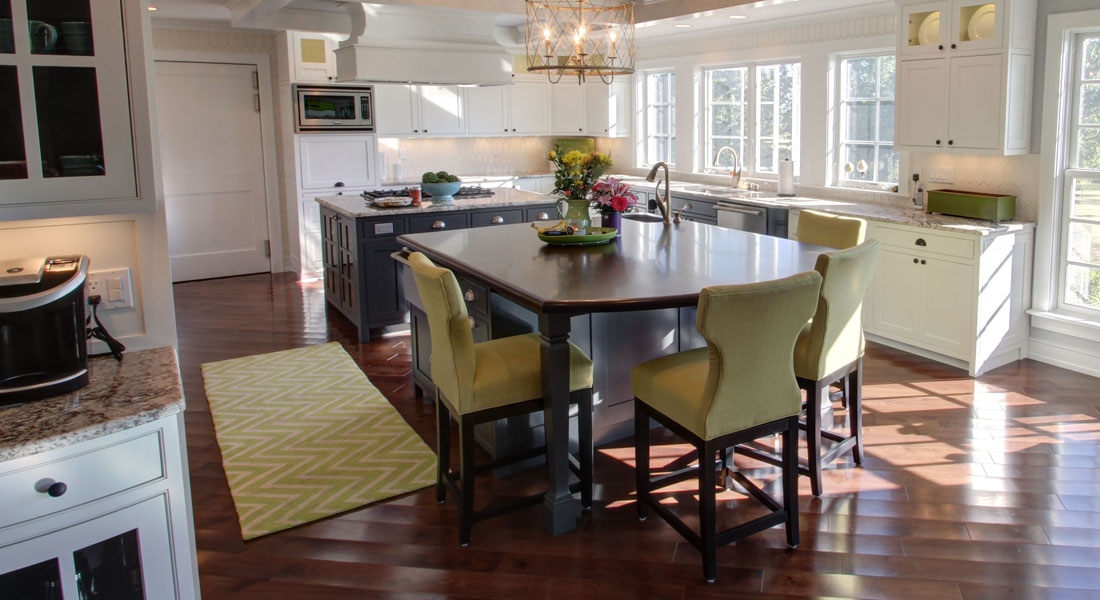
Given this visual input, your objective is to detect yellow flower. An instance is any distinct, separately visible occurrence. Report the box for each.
[548,150,557,160]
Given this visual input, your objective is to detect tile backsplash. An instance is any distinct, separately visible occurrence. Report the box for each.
[908,152,1040,222]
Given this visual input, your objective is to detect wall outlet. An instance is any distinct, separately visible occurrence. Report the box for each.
[928,166,955,184]
[86,268,133,310]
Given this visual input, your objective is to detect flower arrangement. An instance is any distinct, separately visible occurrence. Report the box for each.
[590,177,638,214]
[548,150,612,201]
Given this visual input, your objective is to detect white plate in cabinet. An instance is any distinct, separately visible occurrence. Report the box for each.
[298,135,376,190]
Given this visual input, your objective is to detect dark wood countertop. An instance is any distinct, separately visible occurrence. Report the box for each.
[397,220,828,314]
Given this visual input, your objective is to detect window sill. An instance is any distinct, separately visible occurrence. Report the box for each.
[1028,310,1100,343]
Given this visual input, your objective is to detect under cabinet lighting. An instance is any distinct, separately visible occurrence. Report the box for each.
[673,24,692,28]
[728,15,747,19]
[147,5,157,10]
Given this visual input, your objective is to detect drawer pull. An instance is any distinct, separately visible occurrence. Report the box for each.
[335,181,345,188]
[464,289,476,302]
[537,212,549,220]
[432,220,446,230]
[35,479,68,498]
[915,238,927,246]
[468,317,477,329]
[491,216,505,224]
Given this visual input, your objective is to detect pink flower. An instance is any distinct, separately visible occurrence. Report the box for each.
[611,196,629,212]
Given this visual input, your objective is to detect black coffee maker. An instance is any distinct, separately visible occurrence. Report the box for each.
[0,255,90,404]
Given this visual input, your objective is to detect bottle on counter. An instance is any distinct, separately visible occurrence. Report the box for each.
[912,173,924,210]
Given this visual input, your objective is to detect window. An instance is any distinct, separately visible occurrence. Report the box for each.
[645,72,676,166]
[836,54,898,186]
[704,62,800,176]
[1060,33,1100,312]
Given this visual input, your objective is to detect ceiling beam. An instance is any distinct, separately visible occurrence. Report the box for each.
[229,0,297,27]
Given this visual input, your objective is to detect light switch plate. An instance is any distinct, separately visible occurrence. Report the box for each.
[929,166,955,184]
[86,268,133,310]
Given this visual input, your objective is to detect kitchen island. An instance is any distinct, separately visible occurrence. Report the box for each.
[396,219,828,535]
[316,188,560,342]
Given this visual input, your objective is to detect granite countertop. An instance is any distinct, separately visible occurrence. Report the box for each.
[0,347,185,462]
[317,187,556,219]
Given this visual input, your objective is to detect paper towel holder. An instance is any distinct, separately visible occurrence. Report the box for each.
[777,157,796,197]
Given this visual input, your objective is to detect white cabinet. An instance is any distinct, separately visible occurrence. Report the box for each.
[0,415,198,600]
[418,85,465,135]
[373,84,465,136]
[860,220,1033,376]
[298,134,377,190]
[552,84,586,135]
[465,81,552,136]
[291,31,337,83]
[465,86,510,135]
[0,0,149,219]
[585,80,631,137]
[893,0,1035,155]
[510,82,552,134]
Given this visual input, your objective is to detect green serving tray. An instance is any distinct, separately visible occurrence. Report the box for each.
[538,227,618,246]
[926,189,1016,224]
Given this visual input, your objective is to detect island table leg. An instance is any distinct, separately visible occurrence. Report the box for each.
[539,312,581,535]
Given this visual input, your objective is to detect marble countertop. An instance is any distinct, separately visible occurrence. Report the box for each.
[317,187,556,219]
[0,347,185,461]
[615,177,1033,236]
[378,172,553,187]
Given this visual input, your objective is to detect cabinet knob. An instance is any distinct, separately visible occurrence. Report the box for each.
[431,220,446,229]
[935,139,942,145]
[335,181,345,187]
[938,44,944,50]
[951,43,957,49]
[414,129,419,133]
[424,129,428,133]
[35,478,68,498]
[915,238,927,246]
[505,128,509,132]
[948,140,954,146]
[913,258,919,264]
[491,216,505,224]
[464,289,476,302]
[512,128,517,132]
[578,128,582,132]
[537,212,549,220]
[921,259,927,265]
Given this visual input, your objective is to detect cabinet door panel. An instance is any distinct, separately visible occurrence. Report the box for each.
[896,58,948,148]
[299,135,375,189]
[921,257,973,358]
[293,32,335,83]
[509,82,551,134]
[551,84,585,135]
[948,54,1002,149]
[585,83,610,136]
[465,86,508,134]
[869,249,924,340]
[900,2,948,57]
[363,241,405,324]
[418,85,465,135]
[373,84,419,135]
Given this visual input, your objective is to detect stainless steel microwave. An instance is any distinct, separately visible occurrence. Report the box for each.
[295,85,374,132]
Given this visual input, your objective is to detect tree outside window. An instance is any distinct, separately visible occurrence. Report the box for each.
[1062,34,1100,312]
[703,62,799,176]
[837,55,898,186]
[645,72,676,166]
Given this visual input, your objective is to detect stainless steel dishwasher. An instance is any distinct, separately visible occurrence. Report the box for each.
[716,200,768,234]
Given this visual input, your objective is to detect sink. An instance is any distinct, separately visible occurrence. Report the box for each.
[622,212,665,223]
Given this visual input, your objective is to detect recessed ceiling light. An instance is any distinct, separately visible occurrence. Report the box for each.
[728,15,748,19]
[673,24,692,28]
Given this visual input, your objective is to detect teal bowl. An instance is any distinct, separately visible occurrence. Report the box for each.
[421,182,462,205]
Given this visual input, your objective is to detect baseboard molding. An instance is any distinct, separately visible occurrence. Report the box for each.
[865,334,971,374]
[1027,337,1100,378]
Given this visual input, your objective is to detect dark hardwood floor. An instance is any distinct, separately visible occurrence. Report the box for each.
[175,273,1100,600]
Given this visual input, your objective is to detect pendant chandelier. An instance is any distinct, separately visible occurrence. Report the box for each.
[524,0,636,85]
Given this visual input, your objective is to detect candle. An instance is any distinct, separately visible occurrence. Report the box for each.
[609,29,617,60]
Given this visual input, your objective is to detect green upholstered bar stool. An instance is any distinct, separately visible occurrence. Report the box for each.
[631,271,822,583]
[739,241,880,497]
[407,252,595,547]
[796,209,867,250]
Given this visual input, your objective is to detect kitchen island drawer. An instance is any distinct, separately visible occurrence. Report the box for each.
[0,430,165,528]
[456,277,489,316]
[409,213,468,233]
[870,225,975,260]
[470,209,524,228]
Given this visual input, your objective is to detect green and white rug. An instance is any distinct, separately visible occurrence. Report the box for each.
[201,342,436,540]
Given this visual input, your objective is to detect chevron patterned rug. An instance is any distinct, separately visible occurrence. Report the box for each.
[201,342,437,540]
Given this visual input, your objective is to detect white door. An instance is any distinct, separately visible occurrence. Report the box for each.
[947,54,1003,149]
[895,58,949,148]
[418,85,466,135]
[510,82,552,134]
[465,86,509,135]
[155,61,271,282]
[552,84,586,135]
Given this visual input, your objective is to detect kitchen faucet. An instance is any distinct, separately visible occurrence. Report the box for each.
[712,145,742,190]
[645,161,672,226]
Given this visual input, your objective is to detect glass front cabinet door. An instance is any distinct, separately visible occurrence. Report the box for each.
[0,495,177,600]
[0,0,137,208]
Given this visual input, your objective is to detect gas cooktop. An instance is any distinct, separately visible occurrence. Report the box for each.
[361,186,496,200]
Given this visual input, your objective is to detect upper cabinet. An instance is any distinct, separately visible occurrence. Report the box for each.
[374,83,465,136]
[464,81,552,136]
[291,31,337,83]
[551,83,586,135]
[585,79,631,138]
[894,0,1036,155]
[0,0,150,218]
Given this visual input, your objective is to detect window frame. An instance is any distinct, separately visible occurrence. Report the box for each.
[833,51,900,190]
[643,70,676,167]
[1056,32,1100,317]
[701,60,801,179]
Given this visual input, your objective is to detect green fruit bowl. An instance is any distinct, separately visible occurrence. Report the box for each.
[537,227,618,246]
[421,182,462,205]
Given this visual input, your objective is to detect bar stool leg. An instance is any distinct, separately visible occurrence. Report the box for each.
[848,360,864,465]
[805,381,825,498]
[458,418,476,547]
[634,400,650,521]
[698,442,718,583]
[435,397,450,504]
[783,415,800,548]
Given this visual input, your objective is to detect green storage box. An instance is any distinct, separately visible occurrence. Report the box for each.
[926,189,1016,224]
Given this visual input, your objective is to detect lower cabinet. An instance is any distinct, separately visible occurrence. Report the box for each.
[859,220,1033,376]
[0,415,198,600]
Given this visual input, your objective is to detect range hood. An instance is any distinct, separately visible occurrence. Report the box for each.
[334,2,516,86]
